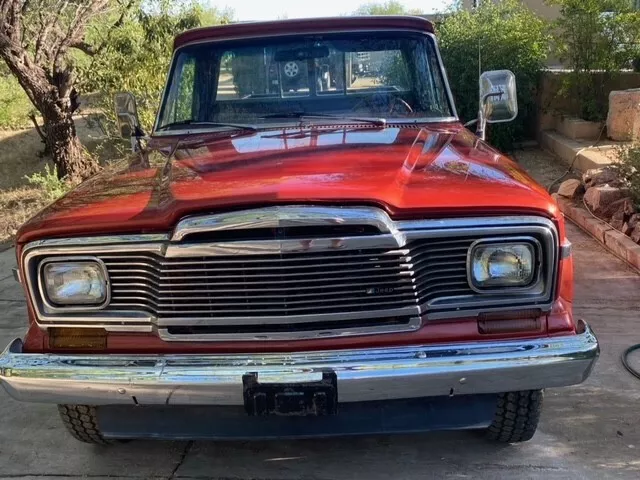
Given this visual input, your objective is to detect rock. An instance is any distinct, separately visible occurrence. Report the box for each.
[584,186,626,217]
[611,210,626,231]
[599,197,636,222]
[557,179,584,198]
[622,222,633,236]
[582,167,621,188]
[607,88,640,141]
[629,213,640,230]
[631,224,640,244]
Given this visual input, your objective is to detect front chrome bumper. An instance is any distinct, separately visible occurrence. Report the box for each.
[0,320,599,406]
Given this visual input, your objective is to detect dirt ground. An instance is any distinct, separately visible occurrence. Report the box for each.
[0,112,109,243]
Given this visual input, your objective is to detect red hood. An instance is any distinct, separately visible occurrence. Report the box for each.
[17,123,558,243]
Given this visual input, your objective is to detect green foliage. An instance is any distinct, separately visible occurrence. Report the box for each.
[0,75,34,129]
[354,1,422,15]
[438,0,550,151]
[24,165,70,201]
[616,143,640,206]
[549,0,640,121]
[78,0,233,133]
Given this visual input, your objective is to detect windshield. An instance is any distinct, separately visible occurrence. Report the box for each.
[157,32,454,131]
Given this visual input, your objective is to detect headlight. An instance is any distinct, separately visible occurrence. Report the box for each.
[41,260,108,307]
[469,242,536,290]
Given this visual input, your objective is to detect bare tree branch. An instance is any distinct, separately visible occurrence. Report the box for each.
[29,113,47,143]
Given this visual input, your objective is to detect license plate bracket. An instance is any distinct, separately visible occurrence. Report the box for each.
[242,371,338,416]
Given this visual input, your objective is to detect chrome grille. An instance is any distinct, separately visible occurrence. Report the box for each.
[100,237,476,326]
[103,247,421,318]
[22,208,559,341]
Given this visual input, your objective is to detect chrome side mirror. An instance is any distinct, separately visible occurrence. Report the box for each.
[114,92,143,151]
[475,70,518,140]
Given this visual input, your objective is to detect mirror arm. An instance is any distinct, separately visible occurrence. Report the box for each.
[131,125,147,153]
[476,107,487,141]
[475,91,503,141]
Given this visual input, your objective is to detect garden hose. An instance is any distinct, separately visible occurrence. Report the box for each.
[622,344,640,381]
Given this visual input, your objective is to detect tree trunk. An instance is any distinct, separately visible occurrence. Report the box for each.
[42,107,100,183]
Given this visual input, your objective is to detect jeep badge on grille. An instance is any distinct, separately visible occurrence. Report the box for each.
[366,287,395,295]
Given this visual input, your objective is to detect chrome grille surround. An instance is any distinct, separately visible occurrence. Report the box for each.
[22,207,559,341]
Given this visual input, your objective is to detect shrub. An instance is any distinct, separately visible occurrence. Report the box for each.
[549,0,640,121]
[616,143,640,206]
[437,0,550,151]
[24,165,70,202]
[78,1,233,135]
[0,75,34,129]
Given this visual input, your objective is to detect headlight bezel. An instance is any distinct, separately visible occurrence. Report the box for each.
[37,256,111,312]
[466,237,542,294]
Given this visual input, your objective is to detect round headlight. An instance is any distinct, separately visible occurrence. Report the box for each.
[41,261,108,306]
[470,243,535,289]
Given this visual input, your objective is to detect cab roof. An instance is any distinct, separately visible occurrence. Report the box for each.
[174,16,435,50]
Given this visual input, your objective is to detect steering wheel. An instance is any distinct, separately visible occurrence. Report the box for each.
[390,98,414,114]
[353,94,414,115]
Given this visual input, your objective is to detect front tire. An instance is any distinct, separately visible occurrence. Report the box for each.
[485,390,543,443]
[58,404,112,445]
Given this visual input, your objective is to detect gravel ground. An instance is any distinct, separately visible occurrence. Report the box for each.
[511,147,581,192]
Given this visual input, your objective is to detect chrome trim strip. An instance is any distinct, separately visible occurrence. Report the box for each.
[395,215,556,232]
[154,307,419,328]
[0,320,599,405]
[158,316,422,342]
[172,205,396,240]
[165,236,401,257]
[23,234,170,252]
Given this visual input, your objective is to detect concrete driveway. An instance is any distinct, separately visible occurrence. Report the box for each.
[1,221,640,480]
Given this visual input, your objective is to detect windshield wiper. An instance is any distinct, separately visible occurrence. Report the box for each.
[260,112,386,127]
[157,120,258,132]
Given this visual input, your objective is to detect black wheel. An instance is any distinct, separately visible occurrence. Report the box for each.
[58,404,112,445]
[485,390,543,443]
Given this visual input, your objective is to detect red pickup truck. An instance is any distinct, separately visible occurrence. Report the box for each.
[0,16,598,444]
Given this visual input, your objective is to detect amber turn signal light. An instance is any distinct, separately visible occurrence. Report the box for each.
[478,309,543,335]
[49,327,107,349]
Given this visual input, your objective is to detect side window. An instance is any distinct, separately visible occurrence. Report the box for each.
[174,60,195,121]
[426,44,450,115]
[160,54,195,125]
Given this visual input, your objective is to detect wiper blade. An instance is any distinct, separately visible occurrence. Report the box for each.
[158,120,258,132]
[260,112,386,127]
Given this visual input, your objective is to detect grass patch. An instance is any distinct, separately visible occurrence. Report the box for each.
[0,186,50,243]
[0,75,33,129]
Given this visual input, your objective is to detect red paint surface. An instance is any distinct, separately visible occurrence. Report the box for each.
[173,16,434,50]
[16,124,558,243]
[16,123,576,353]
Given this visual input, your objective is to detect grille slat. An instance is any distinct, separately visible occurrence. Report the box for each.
[108,272,414,286]
[100,250,410,265]
[107,265,410,278]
